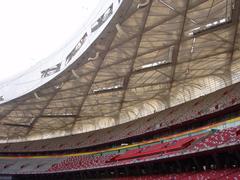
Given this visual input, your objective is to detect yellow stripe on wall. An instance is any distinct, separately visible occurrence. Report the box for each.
[0,117,239,159]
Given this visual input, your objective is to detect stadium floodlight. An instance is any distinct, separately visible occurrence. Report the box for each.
[141,60,168,69]
[138,46,173,70]
[188,17,231,37]
[93,85,122,93]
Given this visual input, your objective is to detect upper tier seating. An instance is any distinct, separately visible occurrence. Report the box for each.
[46,126,240,173]
[191,126,240,151]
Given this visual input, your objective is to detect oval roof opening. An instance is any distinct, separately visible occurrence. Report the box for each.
[0,0,100,83]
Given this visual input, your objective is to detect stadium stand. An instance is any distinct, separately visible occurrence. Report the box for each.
[45,126,240,173]
[114,168,240,180]
[0,125,239,175]
[0,0,240,179]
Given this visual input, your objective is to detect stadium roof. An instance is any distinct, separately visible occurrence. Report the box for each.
[0,0,240,142]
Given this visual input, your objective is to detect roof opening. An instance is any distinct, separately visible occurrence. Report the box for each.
[93,85,123,93]
[188,17,232,36]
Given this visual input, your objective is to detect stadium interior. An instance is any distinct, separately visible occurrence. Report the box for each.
[0,0,240,179]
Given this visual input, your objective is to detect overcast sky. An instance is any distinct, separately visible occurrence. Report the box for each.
[0,0,99,82]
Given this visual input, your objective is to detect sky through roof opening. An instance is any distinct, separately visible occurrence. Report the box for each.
[0,0,100,83]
